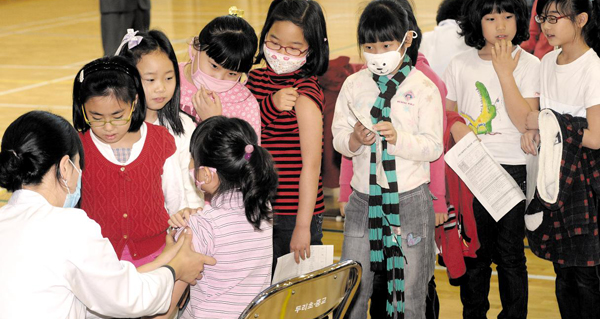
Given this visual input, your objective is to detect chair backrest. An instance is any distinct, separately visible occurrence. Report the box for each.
[238,260,362,319]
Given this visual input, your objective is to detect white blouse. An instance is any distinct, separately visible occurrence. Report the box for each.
[90,122,187,214]
[332,68,443,194]
[0,190,175,319]
[153,113,204,209]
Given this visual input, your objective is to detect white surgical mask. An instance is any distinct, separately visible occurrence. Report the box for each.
[362,31,418,76]
[263,44,307,74]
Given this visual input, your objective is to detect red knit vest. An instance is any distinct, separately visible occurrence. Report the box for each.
[80,123,176,260]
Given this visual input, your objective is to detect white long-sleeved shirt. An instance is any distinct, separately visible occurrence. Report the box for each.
[90,122,187,214]
[332,68,443,194]
[0,190,174,319]
[153,113,203,209]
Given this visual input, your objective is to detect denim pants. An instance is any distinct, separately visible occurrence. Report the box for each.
[553,263,600,319]
[341,184,435,319]
[272,213,323,273]
[460,165,528,319]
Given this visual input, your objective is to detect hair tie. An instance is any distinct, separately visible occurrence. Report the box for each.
[244,144,254,161]
[114,29,144,56]
[324,38,328,42]
[229,6,244,18]
[8,149,19,159]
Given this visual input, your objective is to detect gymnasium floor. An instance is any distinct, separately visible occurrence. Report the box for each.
[0,0,559,318]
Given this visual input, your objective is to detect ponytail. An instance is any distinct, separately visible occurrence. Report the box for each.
[240,145,278,229]
[190,116,278,230]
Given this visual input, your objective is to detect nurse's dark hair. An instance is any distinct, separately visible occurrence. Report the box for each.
[0,111,84,192]
[537,0,600,54]
[459,0,530,49]
[190,116,278,230]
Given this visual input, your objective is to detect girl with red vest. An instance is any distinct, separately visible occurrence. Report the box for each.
[72,56,186,267]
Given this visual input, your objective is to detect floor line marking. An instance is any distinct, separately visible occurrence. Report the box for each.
[0,75,73,96]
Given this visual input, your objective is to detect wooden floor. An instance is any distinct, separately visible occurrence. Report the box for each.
[0,0,559,318]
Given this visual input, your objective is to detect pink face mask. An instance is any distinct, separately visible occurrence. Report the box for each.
[188,45,239,93]
[189,166,217,193]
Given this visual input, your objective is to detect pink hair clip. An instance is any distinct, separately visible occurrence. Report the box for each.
[244,144,254,161]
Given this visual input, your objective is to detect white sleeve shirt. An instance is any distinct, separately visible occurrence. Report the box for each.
[0,190,175,319]
[90,122,187,214]
[153,114,204,209]
[332,68,444,194]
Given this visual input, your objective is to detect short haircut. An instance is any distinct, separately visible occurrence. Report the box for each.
[0,111,84,192]
[358,0,410,46]
[195,15,258,74]
[72,56,146,133]
[118,29,185,136]
[459,0,530,49]
[255,0,329,77]
[393,0,422,64]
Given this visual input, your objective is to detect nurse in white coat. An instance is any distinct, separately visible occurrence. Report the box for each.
[0,111,216,319]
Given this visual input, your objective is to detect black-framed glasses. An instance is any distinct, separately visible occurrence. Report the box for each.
[265,41,308,57]
[82,102,135,127]
[535,14,571,24]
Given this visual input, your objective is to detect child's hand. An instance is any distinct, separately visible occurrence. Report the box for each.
[290,225,311,264]
[373,121,397,145]
[450,121,473,142]
[192,86,222,120]
[491,39,521,78]
[521,129,540,155]
[435,212,449,227]
[168,207,201,229]
[525,110,540,130]
[339,201,347,217]
[350,121,376,148]
[272,87,299,111]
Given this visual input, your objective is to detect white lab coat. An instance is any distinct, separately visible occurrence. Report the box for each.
[0,190,174,319]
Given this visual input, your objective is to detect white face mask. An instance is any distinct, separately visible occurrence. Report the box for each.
[362,31,418,76]
[263,44,307,74]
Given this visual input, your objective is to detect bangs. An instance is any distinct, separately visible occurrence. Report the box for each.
[480,0,520,15]
[202,38,253,73]
[537,0,571,16]
[358,3,408,44]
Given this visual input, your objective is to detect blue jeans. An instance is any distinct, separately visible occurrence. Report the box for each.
[341,184,435,319]
[272,213,323,273]
[554,263,600,319]
[460,165,528,319]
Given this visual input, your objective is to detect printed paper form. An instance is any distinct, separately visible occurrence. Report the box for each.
[272,245,334,284]
[445,132,525,221]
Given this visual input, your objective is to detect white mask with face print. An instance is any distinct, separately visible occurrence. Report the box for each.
[362,31,418,76]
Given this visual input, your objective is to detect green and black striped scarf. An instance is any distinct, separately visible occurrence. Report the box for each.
[369,55,412,319]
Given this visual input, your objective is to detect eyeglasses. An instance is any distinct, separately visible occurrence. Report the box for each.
[81,102,135,127]
[265,41,308,57]
[535,14,571,24]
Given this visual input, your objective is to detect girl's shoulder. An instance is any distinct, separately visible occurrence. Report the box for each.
[404,69,441,96]
[145,122,176,154]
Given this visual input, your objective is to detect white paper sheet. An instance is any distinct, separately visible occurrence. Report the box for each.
[444,132,525,221]
[272,245,334,284]
[348,102,375,133]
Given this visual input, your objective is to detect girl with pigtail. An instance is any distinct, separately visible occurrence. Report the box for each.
[168,116,278,319]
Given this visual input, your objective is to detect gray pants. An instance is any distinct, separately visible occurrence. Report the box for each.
[341,184,435,319]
